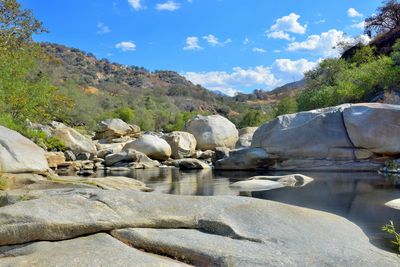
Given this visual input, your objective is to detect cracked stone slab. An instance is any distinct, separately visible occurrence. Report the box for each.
[0,189,398,266]
[0,233,189,267]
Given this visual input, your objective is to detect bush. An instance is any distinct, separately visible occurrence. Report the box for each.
[382,220,400,253]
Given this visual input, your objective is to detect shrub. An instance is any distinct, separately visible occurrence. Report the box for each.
[382,220,400,253]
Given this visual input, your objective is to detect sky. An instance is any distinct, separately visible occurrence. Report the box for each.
[23,0,381,96]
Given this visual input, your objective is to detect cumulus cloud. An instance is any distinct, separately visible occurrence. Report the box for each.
[115,41,136,51]
[267,30,294,41]
[202,34,232,47]
[252,47,266,53]
[273,58,318,80]
[183,36,203,50]
[156,1,180,11]
[243,37,250,45]
[347,8,363,18]
[270,13,307,34]
[97,22,110,34]
[128,0,142,10]
[287,29,369,57]
[352,21,365,30]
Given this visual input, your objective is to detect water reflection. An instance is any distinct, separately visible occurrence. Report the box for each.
[97,168,400,248]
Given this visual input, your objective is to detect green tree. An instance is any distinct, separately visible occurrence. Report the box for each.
[275,97,298,116]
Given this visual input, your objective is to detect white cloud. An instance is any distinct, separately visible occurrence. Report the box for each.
[347,8,363,18]
[128,0,142,10]
[183,36,203,50]
[202,34,231,47]
[314,19,326,25]
[352,21,365,30]
[274,49,282,53]
[156,1,180,11]
[270,13,307,34]
[97,22,110,34]
[252,47,266,53]
[243,37,250,45]
[287,29,367,57]
[115,41,136,51]
[267,30,294,41]
[273,58,318,78]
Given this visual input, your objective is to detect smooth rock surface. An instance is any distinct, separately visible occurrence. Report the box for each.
[167,158,210,169]
[0,233,187,267]
[385,199,400,210]
[184,115,238,150]
[0,125,49,173]
[236,127,258,148]
[230,179,284,191]
[163,131,197,159]
[343,103,400,155]
[95,118,140,140]
[215,148,270,170]
[51,122,97,155]
[122,134,171,161]
[105,149,160,169]
[248,174,314,187]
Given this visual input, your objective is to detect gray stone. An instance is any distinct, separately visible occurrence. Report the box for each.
[163,131,196,159]
[215,148,270,170]
[248,174,314,187]
[105,149,160,169]
[0,125,49,173]
[184,115,239,150]
[122,134,171,161]
[64,150,76,161]
[385,199,400,210]
[236,127,258,148]
[95,118,140,140]
[0,233,187,267]
[76,152,91,161]
[214,147,230,162]
[167,158,210,169]
[230,179,284,191]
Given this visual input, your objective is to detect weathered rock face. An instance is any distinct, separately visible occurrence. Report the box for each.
[163,131,196,159]
[45,152,66,168]
[122,135,172,161]
[0,233,187,267]
[105,149,160,169]
[166,158,210,170]
[95,119,140,140]
[230,174,314,191]
[0,189,397,266]
[236,127,258,148]
[215,148,270,170]
[184,115,239,150]
[0,125,49,173]
[249,103,400,170]
[51,122,97,155]
[343,103,400,155]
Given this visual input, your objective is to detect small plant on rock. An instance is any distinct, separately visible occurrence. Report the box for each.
[0,175,9,190]
[382,220,400,253]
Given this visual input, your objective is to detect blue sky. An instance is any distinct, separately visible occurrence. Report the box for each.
[24,0,381,95]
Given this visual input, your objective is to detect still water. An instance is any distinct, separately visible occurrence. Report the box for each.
[99,168,400,249]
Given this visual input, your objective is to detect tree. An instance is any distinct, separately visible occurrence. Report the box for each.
[365,0,400,36]
[275,97,298,116]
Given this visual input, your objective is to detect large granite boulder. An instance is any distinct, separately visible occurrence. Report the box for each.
[50,122,97,155]
[105,149,160,169]
[343,103,400,155]
[122,134,171,161]
[166,158,210,169]
[163,131,196,159]
[250,103,400,170]
[215,148,270,170]
[94,118,140,140]
[0,125,49,173]
[0,189,397,266]
[184,115,239,150]
[236,127,258,148]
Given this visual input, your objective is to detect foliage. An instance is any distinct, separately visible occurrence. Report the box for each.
[275,97,298,116]
[113,107,135,123]
[382,220,400,253]
[390,39,400,64]
[365,0,400,36]
[0,175,8,190]
[238,109,273,128]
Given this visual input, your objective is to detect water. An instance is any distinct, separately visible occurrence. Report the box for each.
[98,168,400,250]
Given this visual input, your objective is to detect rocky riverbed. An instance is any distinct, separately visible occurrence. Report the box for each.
[1,102,400,266]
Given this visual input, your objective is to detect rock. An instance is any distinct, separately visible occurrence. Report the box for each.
[76,152,91,161]
[163,131,196,159]
[122,134,171,161]
[45,152,66,168]
[236,127,258,148]
[0,233,187,267]
[0,125,49,173]
[64,150,76,161]
[105,149,160,169]
[97,148,113,159]
[167,158,210,169]
[215,148,270,170]
[230,179,284,191]
[184,115,239,150]
[385,199,400,210]
[198,150,215,160]
[0,189,396,266]
[50,122,97,155]
[95,118,141,140]
[96,142,126,154]
[214,147,230,162]
[248,174,314,187]
[343,103,400,155]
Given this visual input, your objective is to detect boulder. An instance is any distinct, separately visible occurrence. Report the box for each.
[105,149,160,169]
[236,127,258,148]
[0,189,397,266]
[45,152,66,168]
[50,122,96,155]
[385,199,400,210]
[215,148,270,170]
[0,125,49,173]
[0,233,187,267]
[163,131,196,159]
[122,134,171,161]
[166,158,210,169]
[248,174,314,187]
[230,179,284,191]
[343,103,400,155]
[95,119,140,140]
[214,147,230,162]
[184,115,239,150]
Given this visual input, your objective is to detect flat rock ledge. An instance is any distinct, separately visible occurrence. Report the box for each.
[0,189,398,266]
